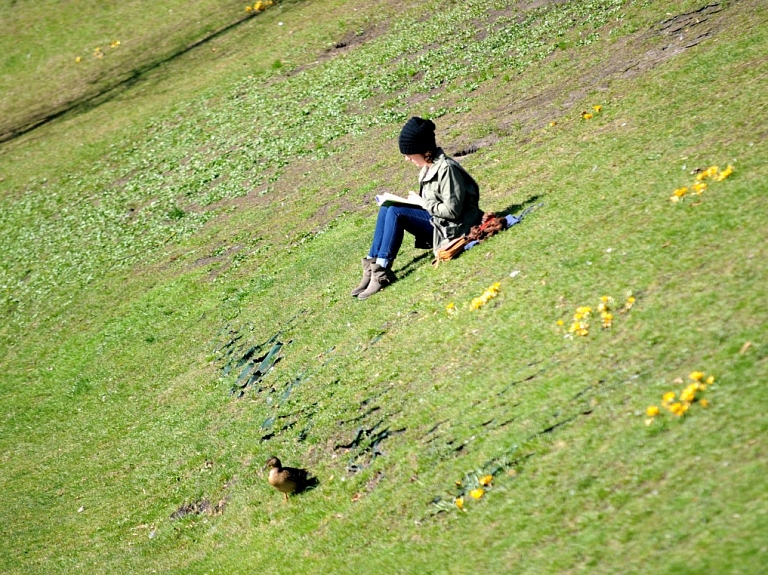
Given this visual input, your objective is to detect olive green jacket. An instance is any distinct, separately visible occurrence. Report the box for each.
[419,148,483,253]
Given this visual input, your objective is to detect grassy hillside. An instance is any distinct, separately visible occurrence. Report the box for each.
[1,0,767,573]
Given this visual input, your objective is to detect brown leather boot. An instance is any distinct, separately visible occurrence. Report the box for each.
[351,258,375,297]
[357,263,396,300]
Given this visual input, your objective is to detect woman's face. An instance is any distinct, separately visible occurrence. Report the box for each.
[404,153,429,168]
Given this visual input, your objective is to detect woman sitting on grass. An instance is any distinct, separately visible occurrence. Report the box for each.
[352,117,483,299]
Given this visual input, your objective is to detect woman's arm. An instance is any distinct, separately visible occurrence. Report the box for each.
[422,164,467,220]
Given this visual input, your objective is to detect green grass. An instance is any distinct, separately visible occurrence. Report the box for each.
[1,0,767,573]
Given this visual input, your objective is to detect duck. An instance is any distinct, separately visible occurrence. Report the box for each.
[265,456,316,501]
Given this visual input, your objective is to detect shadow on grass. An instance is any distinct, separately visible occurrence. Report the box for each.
[396,251,432,280]
[1,6,293,143]
[295,475,320,496]
[494,194,543,219]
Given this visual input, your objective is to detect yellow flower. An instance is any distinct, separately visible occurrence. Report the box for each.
[696,166,718,181]
[576,306,592,316]
[706,375,715,384]
[245,5,252,10]
[75,56,81,63]
[645,418,655,426]
[446,302,456,315]
[592,105,603,112]
[470,282,501,310]
[479,475,493,487]
[673,187,688,197]
[689,371,705,381]
[692,182,708,194]
[455,497,464,510]
[667,402,689,416]
[470,488,485,499]
[110,40,121,48]
[699,399,710,408]
[582,112,593,120]
[662,392,676,403]
[557,319,564,326]
[680,388,696,403]
[670,195,680,203]
[549,121,557,127]
[714,165,733,181]
[668,402,685,416]
[646,405,660,417]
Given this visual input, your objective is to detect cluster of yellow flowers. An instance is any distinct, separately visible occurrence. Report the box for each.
[548,104,603,127]
[75,41,120,63]
[670,164,734,203]
[581,104,602,120]
[645,371,713,425]
[245,0,273,12]
[454,474,493,510]
[558,293,634,337]
[567,304,594,336]
[469,282,501,311]
[445,282,502,315]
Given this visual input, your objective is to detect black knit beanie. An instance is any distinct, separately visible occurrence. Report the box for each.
[398,117,436,155]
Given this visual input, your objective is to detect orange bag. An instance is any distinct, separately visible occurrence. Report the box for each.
[433,236,470,267]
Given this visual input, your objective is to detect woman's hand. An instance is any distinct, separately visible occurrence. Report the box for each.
[407,191,426,208]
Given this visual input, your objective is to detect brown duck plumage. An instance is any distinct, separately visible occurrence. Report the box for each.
[265,456,313,501]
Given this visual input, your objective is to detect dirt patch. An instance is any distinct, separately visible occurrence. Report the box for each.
[190,244,244,279]
[446,2,732,156]
[616,3,726,78]
[170,495,228,519]
[287,18,393,78]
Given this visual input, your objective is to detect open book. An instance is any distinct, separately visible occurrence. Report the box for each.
[374,192,425,208]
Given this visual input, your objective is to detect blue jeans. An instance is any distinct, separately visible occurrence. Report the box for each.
[368,205,433,264]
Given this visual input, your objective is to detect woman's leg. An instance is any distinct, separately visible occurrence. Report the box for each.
[358,205,431,299]
[368,206,391,260]
[371,205,432,266]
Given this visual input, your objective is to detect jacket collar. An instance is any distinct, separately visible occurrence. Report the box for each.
[419,148,446,183]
